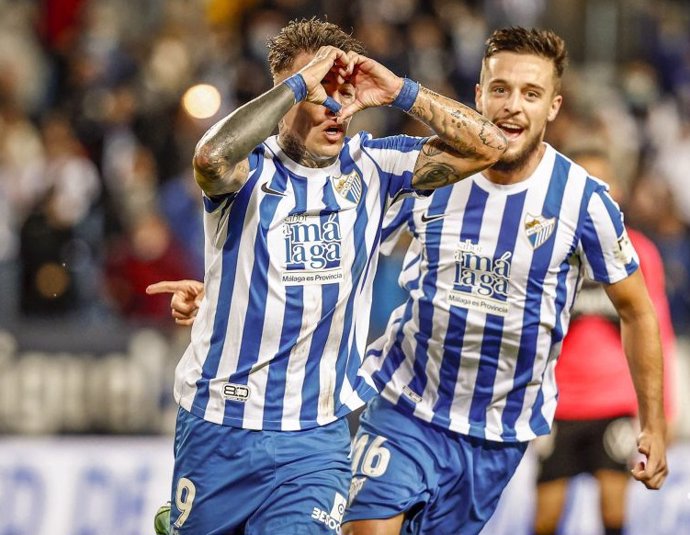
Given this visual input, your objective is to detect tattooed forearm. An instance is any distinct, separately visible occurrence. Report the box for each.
[421,137,479,159]
[410,86,506,154]
[193,83,296,192]
[407,85,506,188]
[414,162,462,189]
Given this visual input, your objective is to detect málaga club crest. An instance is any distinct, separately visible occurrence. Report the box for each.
[524,213,556,249]
[332,170,363,204]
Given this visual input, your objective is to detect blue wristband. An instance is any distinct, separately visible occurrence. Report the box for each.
[283,73,307,103]
[390,78,420,112]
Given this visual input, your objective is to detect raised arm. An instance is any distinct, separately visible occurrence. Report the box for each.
[193,46,353,197]
[192,85,293,197]
[336,53,506,189]
[408,87,506,188]
[604,269,668,489]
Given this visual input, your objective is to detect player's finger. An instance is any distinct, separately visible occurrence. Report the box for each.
[171,309,193,320]
[146,281,183,295]
[639,471,665,490]
[331,46,349,63]
[344,51,360,75]
[319,46,345,69]
[171,300,197,315]
[647,472,667,489]
[631,460,665,489]
[336,102,361,123]
[175,317,196,326]
[631,460,647,479]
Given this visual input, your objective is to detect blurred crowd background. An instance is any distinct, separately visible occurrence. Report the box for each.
[1,0,689,436]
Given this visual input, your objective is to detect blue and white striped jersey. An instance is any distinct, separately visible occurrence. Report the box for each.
[174,132,428,431]
[364,144,639,442]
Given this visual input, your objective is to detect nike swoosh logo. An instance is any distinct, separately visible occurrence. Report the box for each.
[421,212,446,223]
[261,182,286,197]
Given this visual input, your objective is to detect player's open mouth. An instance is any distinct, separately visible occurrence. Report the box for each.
[497,123,524,140]
[324,125,344,141]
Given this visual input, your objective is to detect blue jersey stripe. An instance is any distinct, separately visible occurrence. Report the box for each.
[289,173,307,214]
[381,196,414,242]
[431,183,488,427]
[597,185,626,235]
[372,297,418,390]
[360,143,418,200]
[466,189,527,433]
[580,216,607,279]
[299,283,340,423]
[298,179,347,424]
[192,152,265,412]
[528,260,571,435]
[501,154,571,439]
[342,144,384,300]
[262,285,304,423]
[331,177,372,418]
[406,187,454,403]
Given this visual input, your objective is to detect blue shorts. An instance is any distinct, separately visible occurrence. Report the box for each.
[343,397,527,535]
[170,407,351,535]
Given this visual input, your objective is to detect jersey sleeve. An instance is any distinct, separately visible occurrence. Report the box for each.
[360,133,431,205]
[577,184,639,284]
[380,195,415,255]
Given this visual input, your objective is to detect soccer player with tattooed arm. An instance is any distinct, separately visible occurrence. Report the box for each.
[146,17,506,535]
[152,26,669,535]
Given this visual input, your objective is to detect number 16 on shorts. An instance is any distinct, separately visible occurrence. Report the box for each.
[349,433,391,504]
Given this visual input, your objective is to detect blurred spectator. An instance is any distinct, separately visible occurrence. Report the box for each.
[0,82,45,324]
[105,210,197,322]
[158,172,204,279]
[19,113,102,317]
[653,114,690,226]
[628,174,690,336]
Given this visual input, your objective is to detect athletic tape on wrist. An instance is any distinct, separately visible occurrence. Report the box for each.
[283,73,307,103]
[390,78,420,112]
[322,96,342,113]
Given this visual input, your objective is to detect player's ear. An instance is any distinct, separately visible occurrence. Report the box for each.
[474,84,483,114]
[547,94,562,122]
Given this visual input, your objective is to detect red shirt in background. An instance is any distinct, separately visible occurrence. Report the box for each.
[554,228,676,421]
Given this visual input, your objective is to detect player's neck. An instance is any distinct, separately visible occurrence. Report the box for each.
[483,142,546,185]
[278,132,338,168]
